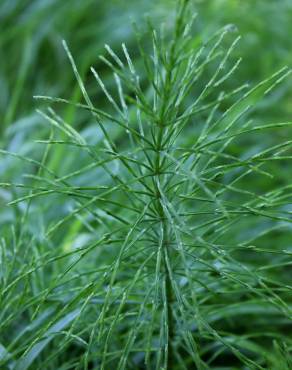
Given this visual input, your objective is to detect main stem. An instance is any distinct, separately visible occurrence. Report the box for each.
[152,3,188,367]
[163,221,175,368]
[154,125,175,368]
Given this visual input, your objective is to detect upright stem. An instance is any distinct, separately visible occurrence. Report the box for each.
[152,3,188,367]
[154,130,175,368]
[163,221,175,368]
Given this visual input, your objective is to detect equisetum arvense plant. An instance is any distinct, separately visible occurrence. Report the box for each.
[1,0,292,369]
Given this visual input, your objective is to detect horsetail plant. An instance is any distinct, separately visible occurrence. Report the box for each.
[1,0,292,369]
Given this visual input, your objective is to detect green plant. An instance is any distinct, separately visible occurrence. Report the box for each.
[1,1,292,369]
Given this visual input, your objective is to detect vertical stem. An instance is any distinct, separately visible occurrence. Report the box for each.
[165,275,175,368]
[163,223,175,368]
[152,3,188,367]
[155,144,175,369]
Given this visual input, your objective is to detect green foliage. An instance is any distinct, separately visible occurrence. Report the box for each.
[1,0,292,369]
